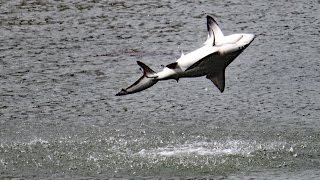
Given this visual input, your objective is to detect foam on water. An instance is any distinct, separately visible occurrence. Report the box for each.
[138,140,285,157]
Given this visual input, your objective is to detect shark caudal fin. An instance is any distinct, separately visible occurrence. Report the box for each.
[116,61,158,96]
[205,15,224,46]
[137,61,156,77]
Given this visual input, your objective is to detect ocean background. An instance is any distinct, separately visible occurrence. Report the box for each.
[0,0,319,179]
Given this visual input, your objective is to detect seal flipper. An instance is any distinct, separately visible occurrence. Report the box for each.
[206,70,225,93]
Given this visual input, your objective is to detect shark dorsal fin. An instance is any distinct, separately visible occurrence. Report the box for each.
[204,16,215,46]
[166,62,178,69]
[206,70,225,93]
[206,15,224,45]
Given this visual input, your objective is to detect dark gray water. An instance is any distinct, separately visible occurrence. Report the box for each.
[0,0,319,179]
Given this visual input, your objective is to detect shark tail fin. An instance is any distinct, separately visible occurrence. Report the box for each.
[137,61,156,77]
[116,61,158,96]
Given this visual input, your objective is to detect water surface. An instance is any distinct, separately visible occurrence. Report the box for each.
[0,0,319,179]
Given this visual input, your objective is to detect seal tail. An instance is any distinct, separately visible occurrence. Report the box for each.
[116,61,158,96]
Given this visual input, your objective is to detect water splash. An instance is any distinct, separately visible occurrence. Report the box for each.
[138,140,285,157]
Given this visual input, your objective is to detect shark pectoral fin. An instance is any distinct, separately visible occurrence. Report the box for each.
[206,71,225,93]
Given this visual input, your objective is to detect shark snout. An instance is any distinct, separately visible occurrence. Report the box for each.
[236,34,255,49]
[244,34,255,44]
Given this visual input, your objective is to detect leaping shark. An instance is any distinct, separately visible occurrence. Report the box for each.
[116,15,255,96]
